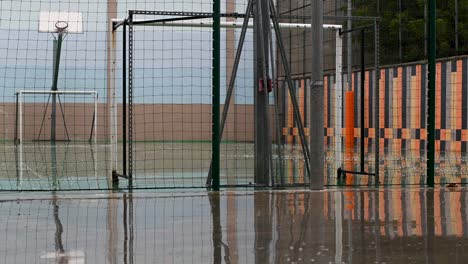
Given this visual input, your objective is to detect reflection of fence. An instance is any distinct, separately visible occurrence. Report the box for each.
[1,190,467,262]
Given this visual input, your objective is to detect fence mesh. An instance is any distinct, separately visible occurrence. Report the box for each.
[0,0,467,190]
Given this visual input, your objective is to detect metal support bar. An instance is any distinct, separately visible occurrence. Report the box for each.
[339,24,373,36]
[270,0,311,177]
[337,168,376,179]
[128,13,134,187]
[122,22,127,178]
[132,15,212,25]
[360,29,365,172]
[205,0,254,187]
[309,0,324,189]
[374,21,380,186]
[324,15,381,21]
[120,19,341,29]
[123,10,380,21]
[252,0,272,185]
[269,14,284,185]
[14,93,19,143]
[427,0,436,187]
[211,0,221,190]
[111,22,129,182]
[113,19,126,31]
[56,94,71,141]
[335,31,343,172]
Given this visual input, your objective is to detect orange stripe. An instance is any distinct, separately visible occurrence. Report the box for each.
[457,60,463,130]
[436,63,442,130]
[436,63,442,152]
[398,67,403,129]
[455,60,463,153]
[380,69,386,156]
[345,91,355,152]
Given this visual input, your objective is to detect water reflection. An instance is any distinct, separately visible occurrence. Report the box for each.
[1,189,468,263]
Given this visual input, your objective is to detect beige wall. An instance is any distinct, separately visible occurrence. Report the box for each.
[0,103,273,142]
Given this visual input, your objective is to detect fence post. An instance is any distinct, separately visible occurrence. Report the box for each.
[212,0,221,190]
[426,0,436,187]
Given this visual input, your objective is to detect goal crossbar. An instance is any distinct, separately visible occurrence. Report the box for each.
[15,90,98,144]
[113,18,342,30]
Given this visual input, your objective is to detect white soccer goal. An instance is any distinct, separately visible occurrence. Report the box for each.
[15,90,98,143]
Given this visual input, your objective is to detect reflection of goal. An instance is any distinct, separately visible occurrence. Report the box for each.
[15,90,98,143]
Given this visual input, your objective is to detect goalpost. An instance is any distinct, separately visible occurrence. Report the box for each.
[15,90,99,189]
[111,12,344,185]
[15,90,98,144]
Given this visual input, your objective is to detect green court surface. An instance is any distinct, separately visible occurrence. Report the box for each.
[1,141,467,191]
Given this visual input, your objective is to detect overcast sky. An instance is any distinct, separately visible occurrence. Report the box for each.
[0,0,255,104]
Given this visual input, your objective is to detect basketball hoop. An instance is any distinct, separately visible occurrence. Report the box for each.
[39,11,83,33]
[55,21,69,33]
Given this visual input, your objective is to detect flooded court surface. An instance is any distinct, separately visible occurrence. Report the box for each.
[1,188,468,263]
[1,142,468,190]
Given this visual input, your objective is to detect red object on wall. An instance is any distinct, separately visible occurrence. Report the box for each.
[258,78,272,93]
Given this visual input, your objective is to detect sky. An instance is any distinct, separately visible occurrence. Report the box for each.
[0,0,256,104]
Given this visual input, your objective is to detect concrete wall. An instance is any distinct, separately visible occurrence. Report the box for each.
[0,103,263,142]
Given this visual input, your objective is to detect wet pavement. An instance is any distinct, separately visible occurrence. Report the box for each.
[3,142,468,191]
[0,188,468,263]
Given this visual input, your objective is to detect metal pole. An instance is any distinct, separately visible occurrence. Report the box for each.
[427,0,436,187]
[374,21,380,185]
[18,92,23,187]
[107,0,118,176]
[51,32,64,142]
[94,93,98,145]
[347,0,352,92]
[360,29,365,172]
[335,31,343,171]
[310,0,324,189]
[14,93,19,143]
[253,0,271,185]
[269,0,311,177]
[455,0,459,52]
[424,0,427,57]
[269,20,285,184]
[128,13,134,185]
[212,0,221,190]
[122,22,127,178]
[206,0,254,186]
[398,0,402,61]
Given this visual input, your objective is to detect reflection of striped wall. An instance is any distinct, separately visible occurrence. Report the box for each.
[282,56,468,154]
[323,189,468,238]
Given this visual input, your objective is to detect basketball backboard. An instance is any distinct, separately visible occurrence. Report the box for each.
[39,11,83,33]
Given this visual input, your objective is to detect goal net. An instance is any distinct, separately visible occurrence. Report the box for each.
[15,90,98,143]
